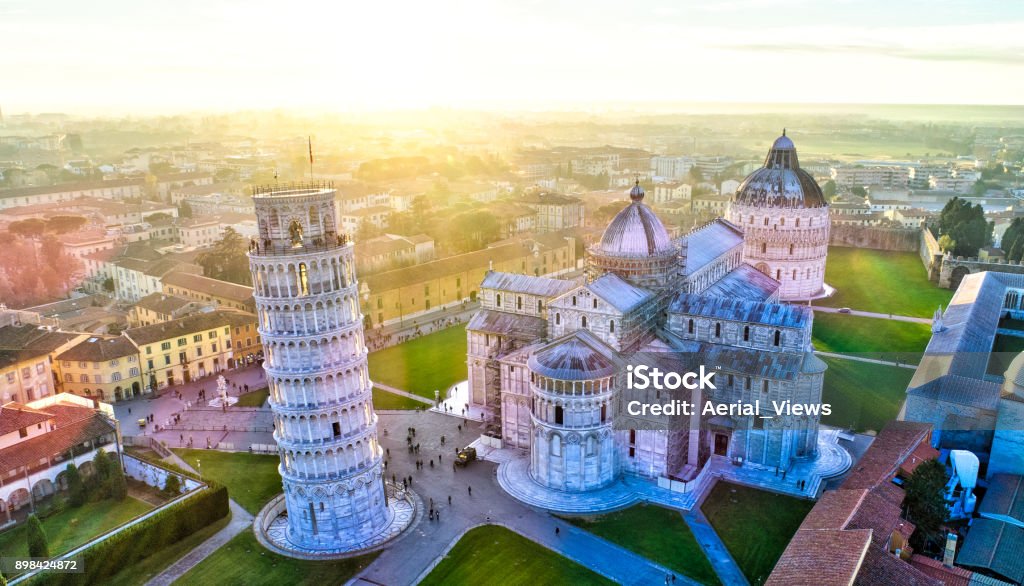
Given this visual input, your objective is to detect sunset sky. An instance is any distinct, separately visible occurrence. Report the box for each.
[3,0,1023,113]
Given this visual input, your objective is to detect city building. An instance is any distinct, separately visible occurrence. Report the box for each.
[0,323,82,404]
[360,232,577,328]
[247,183,390,551]
[154,172,214,200]
[650,156,695,180]
[728,134,831,300]
[519,190,585,232]
[56,336,144,402]
[830,165,910,190]
[651,182,692,205]
[768,421,946,586]
[162,272,256,312]
[355,234,435,275]
[0,393,118,523]
[128,292,211,327]
[124,311,239,390]
[0,179,145,210]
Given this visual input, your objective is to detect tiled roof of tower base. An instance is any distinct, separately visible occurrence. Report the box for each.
[529,329,619,381]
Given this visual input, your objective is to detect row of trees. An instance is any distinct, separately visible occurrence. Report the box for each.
[0,233,83,308]
[935,197,993,258]
[195,227,252,286]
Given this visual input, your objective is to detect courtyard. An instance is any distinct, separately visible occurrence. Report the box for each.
[818,247,953,317]
[701,482,813,585]
[172,449,281,515]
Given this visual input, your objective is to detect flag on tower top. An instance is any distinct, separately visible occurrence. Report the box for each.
[308,136,313,165]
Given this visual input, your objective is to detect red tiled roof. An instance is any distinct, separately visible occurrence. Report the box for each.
[0,403,53,436]
[844,420,933,490]
[908,554,972,586]
[900,442,941,477]
[854,547,941,586]
[765,528,872,586]
[0,403,115,473]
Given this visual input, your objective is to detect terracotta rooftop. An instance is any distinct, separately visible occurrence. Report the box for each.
[0,402,115,474]
[162,272,253,303]
[0,403,53,436]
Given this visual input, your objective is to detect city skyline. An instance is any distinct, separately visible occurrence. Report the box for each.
[3,0,1024,114]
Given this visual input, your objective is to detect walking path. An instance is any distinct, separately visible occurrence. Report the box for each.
[374,383,434,405]
[144,453,255,586]
[815,350,919,369]
[682,481,749,586]
[809,305,933,324]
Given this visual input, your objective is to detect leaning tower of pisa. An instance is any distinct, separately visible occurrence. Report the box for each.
[248,182,389,551]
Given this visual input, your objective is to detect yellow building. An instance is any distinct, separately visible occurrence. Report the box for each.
[224,311,263,367]
[128,292,212,328]
[124,311,238,391]
[0,324,82,404]
[162,272,255,312]
[56,336,145,402]
[360,233,577,327]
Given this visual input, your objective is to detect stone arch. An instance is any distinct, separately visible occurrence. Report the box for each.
[950,265,971,290]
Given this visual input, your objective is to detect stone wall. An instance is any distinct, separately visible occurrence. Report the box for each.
[938,256,1024,289]
[829,224,920,251]
[920,228,943,282]
[123,454,202,492]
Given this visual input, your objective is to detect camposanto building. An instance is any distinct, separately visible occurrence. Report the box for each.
[468,135,833,496]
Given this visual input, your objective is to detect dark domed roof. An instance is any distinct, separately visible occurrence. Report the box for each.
[597,183,675,257]
[528,333,618,381]
[733,131,826,209]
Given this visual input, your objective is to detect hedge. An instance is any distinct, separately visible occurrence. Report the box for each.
[27,474,228,585]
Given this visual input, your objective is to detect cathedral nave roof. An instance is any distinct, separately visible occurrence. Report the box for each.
[668,294,812,329]
[680,219,744,277]
[701,263,781,302]
[580,273,654,314]
[480,271,577,298]
[467,309,547,339]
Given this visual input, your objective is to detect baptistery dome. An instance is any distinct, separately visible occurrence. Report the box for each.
[734,132,826,209]
[598,181,675,257]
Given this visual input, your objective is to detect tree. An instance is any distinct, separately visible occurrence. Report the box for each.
[44,215,88,234]
[178,201,193,218]
[8,218,47,238]
[1003,218,1024,261]
[102,277,115,293]
[938,197,992,257]
[822,180,837,199]
[851,186,867,197]
[107,459,127,501]
[937,234,956,253]
[26,515,49,558]
[92,450,112,496]
[905,459,949,551]
[66,463,86,507]
[163,474,182,497]
[196,227,252,286]
[688,166,703,183]
[143,212,173,223]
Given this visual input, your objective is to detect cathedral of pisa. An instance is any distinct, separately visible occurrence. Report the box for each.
[468,134,836,497]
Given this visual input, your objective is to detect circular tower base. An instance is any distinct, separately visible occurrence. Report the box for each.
[253,482,422,560]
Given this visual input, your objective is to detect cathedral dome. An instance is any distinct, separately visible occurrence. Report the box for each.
[597,182,675,257]
[734,131,826,209]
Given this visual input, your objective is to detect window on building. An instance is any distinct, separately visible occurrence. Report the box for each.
[763,379,770,393]
[193,334,202,343]
[94,375,102,384]
[609,320,615,334]
[208,331,216,339]
[111,372,121,382]
[18,428,27,438]
[162,341,172,351]
[64,374,72,382]
[164,355,171,365]
[177,338,186,347]
[298,263,309,295]
[572,295,577,306]
[80,374,89,383]
[761,242,767,254]
[715,323,721,337]
[743,326,749,342]
[581,316,588,329]
[688,319,694,334]
[774,330,781,346]
[146,346,152,355]
[517,296,522,310]
[332,422,341,437]
[555,313,561,325]
[496,294,501,307]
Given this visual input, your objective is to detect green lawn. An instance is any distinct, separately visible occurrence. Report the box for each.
[821,356,914,433]
[177,529,377,586]
[701,482,813,585]
[564,504,720,585]
[421,525,614,586]
[813,313,932,364]
[819,247,952,317]
[987,334,1024,376]
[368,325,467,398]
[172,450,281,515]
[106,514,231,586]
[0,496,152,559]
[235,387,270,408]
[373,387,431,410]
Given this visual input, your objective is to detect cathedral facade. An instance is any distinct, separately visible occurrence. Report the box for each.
[468,135,829,491]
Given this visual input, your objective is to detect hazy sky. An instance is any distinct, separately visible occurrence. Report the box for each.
[3,0,1023,114]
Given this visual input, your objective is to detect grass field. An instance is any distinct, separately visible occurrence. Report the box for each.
[819,247,952,317]
[821,357,914,433]
[177,529,377,586]
[813,313,932,364]
[106,514,231,586]
[564,504,720,585]
[173,450,281,515]
[235,387,269,408]
[0,496,152,559]
[368,325,467,398]
[372,387,430,410]
[420,525,615,586]
[701,482,813,585]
